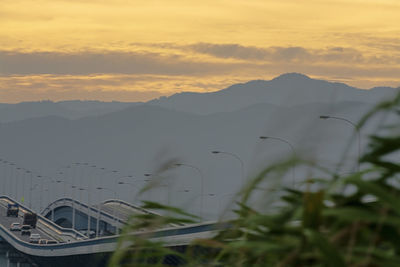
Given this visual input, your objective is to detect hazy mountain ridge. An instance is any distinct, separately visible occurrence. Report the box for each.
[0,100,135,123]
[1,73,398,122]
[148,73,399,114]
[0,73,397,218]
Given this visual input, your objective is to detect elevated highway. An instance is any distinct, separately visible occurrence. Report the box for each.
[40,198,156,234]
[0,195,227,265]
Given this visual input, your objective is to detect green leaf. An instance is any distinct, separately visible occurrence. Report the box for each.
[346,176,400,215]
[304,229,346,267]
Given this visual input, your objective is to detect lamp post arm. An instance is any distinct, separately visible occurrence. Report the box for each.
[321,116,361,171]
[175,163,204,219]
[214,151,245,187]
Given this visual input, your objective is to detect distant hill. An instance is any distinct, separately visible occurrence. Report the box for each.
[148,73,398,114]
[0,100,135,123]
[1,73,398,122]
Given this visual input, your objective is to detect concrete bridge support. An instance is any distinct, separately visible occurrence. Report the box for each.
[1,242,36,267]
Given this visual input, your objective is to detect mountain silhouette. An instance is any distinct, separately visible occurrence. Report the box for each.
[148,73,398,114]
[0,73,398,219]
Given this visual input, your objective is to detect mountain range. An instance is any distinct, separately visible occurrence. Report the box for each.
[0,73,398,219]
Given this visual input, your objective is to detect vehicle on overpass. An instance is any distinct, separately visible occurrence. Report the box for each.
[6,203,19,217]
[21,225,31,236]
[10,222,21,231]
[23,212,37,228]
[29,233,41,243]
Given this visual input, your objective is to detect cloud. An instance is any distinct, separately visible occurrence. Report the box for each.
[185,43,371,63]
[1,43,399,103]
[186,43,269,60]
[1,44,399,77]
[0,74,248,103]
[0,50,242,76]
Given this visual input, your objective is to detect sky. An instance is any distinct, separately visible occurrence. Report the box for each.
[1,0,400,103]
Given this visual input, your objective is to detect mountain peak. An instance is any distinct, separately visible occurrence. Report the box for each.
[272,73,311,81]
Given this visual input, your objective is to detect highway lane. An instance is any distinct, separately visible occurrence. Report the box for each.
[99,203,130,222]
[0,196,224,258]
[0,199,59,243]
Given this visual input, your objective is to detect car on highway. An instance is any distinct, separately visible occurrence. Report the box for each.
[38,239,47,245]
[29,233,41,243]
[10,222,21,231]
[7,204,19,217]
[21,225,31,236]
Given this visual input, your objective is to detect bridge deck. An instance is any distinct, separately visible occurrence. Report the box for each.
[0,196,223,258]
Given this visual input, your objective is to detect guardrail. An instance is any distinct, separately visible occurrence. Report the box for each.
[0,215,227,257]
[102,199,157,216]
[0,195,229,257]
[0,196,87,240]
[41,198,127,227]
[41,198,161,228]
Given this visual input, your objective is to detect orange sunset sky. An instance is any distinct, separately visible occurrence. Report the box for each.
[1,0,399,103]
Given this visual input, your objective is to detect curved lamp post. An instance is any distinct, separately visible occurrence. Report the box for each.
[211,151,245,187]
[71,184,80,229]
[218,193,236,215]
[36,175,56,218]
[55,179,75,229]
[114,175,134,202]
[78,187,97,238]
[96,186,117,236]
[259,136,296,186]
[144,173,171,206]
[14,167,22,201]
[117,180,145,205]
[26,170,33,209]
[319,115,361,172]
[174,163,204,219]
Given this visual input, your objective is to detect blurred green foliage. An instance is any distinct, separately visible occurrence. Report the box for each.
[110,93,400,266]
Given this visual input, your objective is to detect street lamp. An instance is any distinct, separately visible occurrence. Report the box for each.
[78,187,95,238]
[319,115,361,171]
[218,193,236,215]
[70,184,79,229]
[114,175,134,202]
[96,186,117,236]
[0,159,6,195]
[26,170,33,209]
[211,151,245,187]
[144,173,171,206]
[98,169,118,204]
[36,175,56,217]
[56,179,77,229]
[30,183,40,210]
[117,181,144,204]
[174,163,205,219]
[54,164,71,196]
[14,167,22,201]
[259,136,296,186]
[8,162,15,199]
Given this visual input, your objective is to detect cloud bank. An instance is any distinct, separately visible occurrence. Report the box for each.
[1,43,399,103]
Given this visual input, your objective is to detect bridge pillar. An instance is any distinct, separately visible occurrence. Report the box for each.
[72,203,76,229]
[6,250,32,267]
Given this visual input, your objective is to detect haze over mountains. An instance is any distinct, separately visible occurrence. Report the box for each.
[1,73,398,122]
[149,73,398,114]
[0,100,134,123]
[0,73,398,219]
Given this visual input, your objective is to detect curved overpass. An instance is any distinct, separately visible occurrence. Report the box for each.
[41,198,158,235]
[0,195,224,259]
